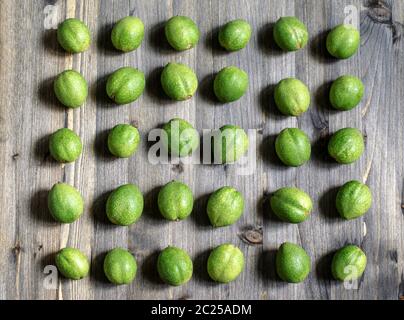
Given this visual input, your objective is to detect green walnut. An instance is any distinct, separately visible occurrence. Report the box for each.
[160,63,198,101]
[213,66,249,103]
[207,186,244,227]
[328,128,364,164]
[273,16,308,51]
[336,180,372,220]
[108,124,140,158]
[207,244,244,283]
[106,184,144,226]
[326,24,360,59]
[158,181,193,221]
[218,19,252,51]
[111,16,144,52]
[330,75,364,111]
[48,182,84,223]
[55,247,90,280]
[270,187,312,223]
[165,16,200,51]
[274,78,310,116]
[57,18,91,53]
[213,125,249,164]
[103,248,137,285]
[275,128,311,167]
[276,242,311,283]
[332,245,367,281]
[106,67,145,104]
[157,246,193,286]
[161,118,199,157]
[54,70,88,108]
[49,128,82,163]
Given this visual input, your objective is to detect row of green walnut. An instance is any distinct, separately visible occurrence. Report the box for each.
[56,244,243,285]
[49,123,365,166]
[55,242,367,285]
[55,64,249,106]
[57,16,359,58]
[54,65,364,112]
[49,178,371,227]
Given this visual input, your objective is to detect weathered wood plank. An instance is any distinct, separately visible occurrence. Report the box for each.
[0,0,17,301]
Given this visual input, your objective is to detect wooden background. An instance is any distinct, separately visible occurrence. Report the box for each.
[1,0,403,300]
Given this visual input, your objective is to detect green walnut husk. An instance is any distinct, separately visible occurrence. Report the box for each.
[55,247,90,280]
[332,245,367,281]
[276,242,311,283]
[274,78,310,116]
[57,18,91,53]
[213,124,249,164]
[106,184,144,226]
[218,19,252,51]
[103,248,137,285]
[270,187,312,223]
[160,63,198,100]
[165,16,200,51]
[326,24,360,59]
[330,75,364,111]
[49,128,82,163]
[207,244,244,283]
[161,118,199,157]
[54,70,88,108]
[328,128,364,164]
[207,186,244,227]
[213,66,249,103]
[106,67,145,104]
[275,128,311,167]
[273,16,308,51]
[157,246,193,286]
[336,180,372,220]
[48,182,84,223]
[158,180,193,221]
[111,16,144,52]
[108,124,140,158]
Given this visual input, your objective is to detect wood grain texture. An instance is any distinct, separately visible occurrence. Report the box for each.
[0,0,403,300]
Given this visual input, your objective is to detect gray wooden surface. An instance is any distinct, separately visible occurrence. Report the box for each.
[1,0,404,300]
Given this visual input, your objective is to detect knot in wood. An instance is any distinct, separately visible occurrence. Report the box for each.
[367,1,392,24]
